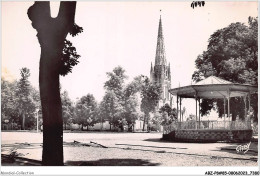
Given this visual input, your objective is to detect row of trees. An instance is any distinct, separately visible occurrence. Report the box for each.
[101,66,162,131]
[2,68,40,130]
[2,66,179,132]
[61,66,177,131]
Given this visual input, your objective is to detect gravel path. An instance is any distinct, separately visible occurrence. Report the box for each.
[1,131,258,166]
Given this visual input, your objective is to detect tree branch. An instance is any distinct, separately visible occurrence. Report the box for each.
[27,2,51,30]
[57,1,77,32]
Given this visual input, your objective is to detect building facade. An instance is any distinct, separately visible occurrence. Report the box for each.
[150,16,172,108]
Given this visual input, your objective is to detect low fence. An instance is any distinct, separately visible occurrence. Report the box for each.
[163,120,251,134]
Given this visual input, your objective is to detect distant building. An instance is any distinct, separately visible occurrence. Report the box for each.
[150,15,172,108]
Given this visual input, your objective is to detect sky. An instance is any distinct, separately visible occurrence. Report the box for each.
[1,1,258,117]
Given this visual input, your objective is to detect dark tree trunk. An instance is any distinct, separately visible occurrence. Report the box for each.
[142,114,147,131]
[22,113,26,130]
[147,116,150,132]
[40,57,63,165]
[27,2,76,166]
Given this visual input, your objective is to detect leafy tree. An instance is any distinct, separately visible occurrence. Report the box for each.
[1,78,19,127]
[30,86,41,130]
[123,75,161,131]
[104,66,127,101]
[1,76,40,130]
[75,94,98,131]
[30,85,41,108]
[15,68,36,130]
[95,104,106,130]
[122,76,145,131]
[100,91,124,130]
[124,75,144,97]
[161,111,169,125]
[159,103,172,116]
[192,17,258,121]
[61,91,74,130]
[140,77,161,131]
[27,1,82,165]
[123,94,139,131]
[101,66,128,130]
[159,103,177,124]
[151,112,162,126]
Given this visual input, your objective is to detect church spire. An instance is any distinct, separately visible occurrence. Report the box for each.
[155,14,166,66]
[150,11,172,108]
[150,62,153,73]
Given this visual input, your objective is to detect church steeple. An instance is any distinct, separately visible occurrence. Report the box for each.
[155,15,166,66]
[150,12,172,108]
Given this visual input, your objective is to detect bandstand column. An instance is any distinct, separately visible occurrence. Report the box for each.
[243,95,247,120]
[224,97,226,128]
[180,97,182,122]
[248,93,251,115]
[227,98,230,118]
[248,93,251,129]
[227,89,231,129]
[195,96,198,129]
[177,95,179,122]
[199,98,201,129]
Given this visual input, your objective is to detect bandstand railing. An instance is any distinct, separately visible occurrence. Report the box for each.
[163,120,252,134]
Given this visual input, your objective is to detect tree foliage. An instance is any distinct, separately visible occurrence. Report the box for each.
[124,75,144,97]
[159,103,177,125]
[1,79,19,124]
[122,75,146,130]
[15,68,37,130]
[104,66,127,100]
[75,94,98,130]
[123,93,139,130]
[102,66,128,129]
[59,14,83,76]
[61,90,74,130]
[192,17,258,121]
[140,77,161,130]
[2,71,40,130]
[100,91,124,130]
[59,39,81,76]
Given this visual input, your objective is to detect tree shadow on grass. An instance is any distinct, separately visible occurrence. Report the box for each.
[143,138,172,143]
[116,143,187,150]
[144,138,215,144]
[65,159,160,166]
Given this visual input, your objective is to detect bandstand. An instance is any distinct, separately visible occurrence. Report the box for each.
[163,76,257,142]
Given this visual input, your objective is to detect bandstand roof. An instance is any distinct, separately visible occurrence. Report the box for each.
[169,76,258,99]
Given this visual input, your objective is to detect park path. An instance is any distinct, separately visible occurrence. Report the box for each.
[1,131,258,166]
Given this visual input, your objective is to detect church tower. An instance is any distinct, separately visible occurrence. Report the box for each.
[150,15,172,108]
